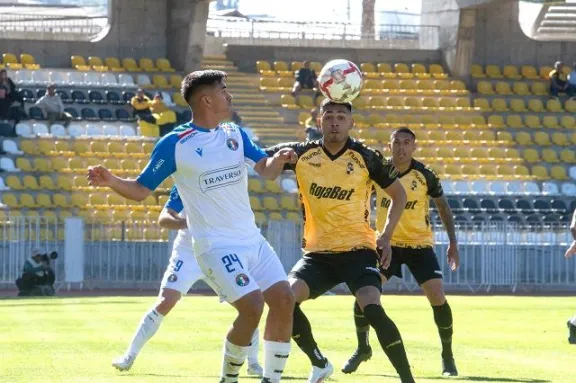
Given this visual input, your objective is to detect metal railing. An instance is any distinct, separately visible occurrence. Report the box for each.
[206,17,440,50]
[0,217,574,293]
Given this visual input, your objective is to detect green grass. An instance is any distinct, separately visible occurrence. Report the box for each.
[1,295,575,382]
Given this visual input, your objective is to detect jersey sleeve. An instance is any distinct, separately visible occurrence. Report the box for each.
[136,133,178,191]
[364,148,398,190]
[423,167,444,198]
[239,127,267,167]
[264,142,304,171]
[165,186,184,213]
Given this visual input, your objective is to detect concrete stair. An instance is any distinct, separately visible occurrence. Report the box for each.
[534,2,576,40]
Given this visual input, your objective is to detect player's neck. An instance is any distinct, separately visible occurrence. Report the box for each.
[322,139,348,155]
[392,158,412,173]
[190,114,220,130]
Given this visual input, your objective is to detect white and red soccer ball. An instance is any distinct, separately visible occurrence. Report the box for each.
[317,59,363,103]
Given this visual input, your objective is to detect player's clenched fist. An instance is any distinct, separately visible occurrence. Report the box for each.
[565,241,576,259]
[87,165,113,187]
[273,148,298,164]
[376,235,392,270]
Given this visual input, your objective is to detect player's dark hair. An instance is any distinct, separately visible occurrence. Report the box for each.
[319,98,352,113]
[391,127,416,140]
[181,70,227,106]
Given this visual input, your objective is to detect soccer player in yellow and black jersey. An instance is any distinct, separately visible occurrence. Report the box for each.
[565,208,576,344]
[342,127,461,377]
[266,99,416,383]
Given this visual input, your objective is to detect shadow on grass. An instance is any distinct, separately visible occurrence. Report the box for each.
[0,298,142,307]
[128,374,303,380]
[358,374,550,383]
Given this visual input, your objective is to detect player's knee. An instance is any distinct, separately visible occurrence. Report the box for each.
[289,278,310,303]
[272,286,295,313]
[237,291,265,323]
[422,279,446,306]
[156,294,181,315]
[355,286,381,309]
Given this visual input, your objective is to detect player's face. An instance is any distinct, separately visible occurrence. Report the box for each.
[319,104,353,144]
[389,132,416,163]
[207,81,233,120]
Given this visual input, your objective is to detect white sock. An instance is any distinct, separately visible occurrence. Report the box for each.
[263,340,291,382]
[247,328,260,365]
[570,315,576,326]
[126,308,164,357]
[221,340,249,382]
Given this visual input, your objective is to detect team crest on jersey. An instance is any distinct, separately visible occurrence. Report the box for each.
[346,162,354,174]
[411,180,418,191]
[227,138,239,151]
[167,273,178,282]
[236,273,250,287]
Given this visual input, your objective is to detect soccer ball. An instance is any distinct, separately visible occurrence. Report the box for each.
[317,59,363,103]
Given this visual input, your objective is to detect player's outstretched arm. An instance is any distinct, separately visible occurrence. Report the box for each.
[377,180,407,268]
[566,209,576,259]
[87,165,151,202]
[158,208,187,230]
[434,195,460,271]
[254,148,298,180]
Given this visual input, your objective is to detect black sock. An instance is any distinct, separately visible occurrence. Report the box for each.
[432,301,454,359]
[363,304,414,382]
[353,301,371,352]
[292,303,327,368]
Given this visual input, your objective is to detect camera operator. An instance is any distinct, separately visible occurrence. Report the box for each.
[15,248,57,296]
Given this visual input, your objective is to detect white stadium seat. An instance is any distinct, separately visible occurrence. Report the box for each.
[524,181,540,195]
[281,178,298,193]
[49,71,67,86]
[504,181,524,195]
[470,180,489,195]
[1,139,23,155]
[15,122,32,137]
[488,181,507,195]
[67,71,85,86]
[68,124,85,138]
[32,123,49,136]
[84,72,101,86]
[570,166,576,180]
[442,181,455,195]
[119,124,136,137]
[0,176,9,191]
[31,70,50,86]
[102,124,119,136]
[15,70,33,86]
[118,73,136,87]
[161,91,174,107]
[136,74,151,87]
[541,182,560,196]
[452,180,471,195]
[561,182,576,197]
[50,124,67,137]
[101,72,119,86]
[85,124,104,136]
[0,157,18,172]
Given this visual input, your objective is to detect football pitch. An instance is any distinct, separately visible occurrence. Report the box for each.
[1,295,574,383]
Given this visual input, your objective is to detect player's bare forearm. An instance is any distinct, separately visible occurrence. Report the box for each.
[158,208,187,230]
[434,195,458,243]
[254,157,285,180]
[379,180,407,239]
[108,176,151,202]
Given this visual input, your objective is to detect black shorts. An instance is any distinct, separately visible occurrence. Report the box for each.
[289,249,382,299]
[381,246,442,285]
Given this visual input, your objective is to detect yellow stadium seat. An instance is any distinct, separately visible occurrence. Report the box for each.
[531,165,549,180]
[285,212,301,222]
[276,77,293,92]
[438,147,455,158]
[546,99,563,113]
[6,175,24,190]
[543,116,560,129]
[438,98,456,109]
[542,148,560,163]
[38,140,54,156]
[531,82,548,96]
[512,82,531,96]
[540,66,553,79]
[88,56,104,68]
[34,158,52,172]
[20,53,39,69]
[281,95,298,109]
[495,82,513,95]
[139,58,159,72]
[170,74,183,89]
[265,180,282,193]
[20,193,36,208]
[274,61,292,77]
[422,98,439,109]
[528,99,545,113]
[510,99,528,112]
[256,61,275,76]
[39,175,56,190]
[565,99,576,113]
[551,132,568,146]
[291,61,304,72]
[104,57,124,71]
[503,65,521,80]
[139,121,160,137]
[523,148,540,163]
[398,80,417,94]
[156,58,175,72]
[90,141,108,155]
[298,95,315,109]
[416,80,434,94]
[521,65,540,80]
[411,63,430,78]
[377,63,394,77]
[404,97,422,109]
[477,81,494,95]
[122,58,141,72]
[16,158,34,172]
[561,115,576,129]
[461,164,478,177]
[53,193,69,208]
[486,65,503,78]
[525,115,541,129]
[57,176,73,191]
[36,193,52,208]
[259,77,276,91]
[496,131,513,142]
[456,98,471,109]
[71,55,86,69]
[429,64,447,79]
[534,131,551,146]
[71,192,88,208]
[560,149,576,163]
[250,196,263,211]
[551,166,568,180]
[19,140,37,155]
[172,92,187,107]
[268,212,283,221]
[429,130,446,141]
[506,115,524,129]
[23,175,39,190]
[491,98,508,112]
[471,64,486,78]
[360,63,379,78]
[515,132,533,145]
[248,178,264,193]
[474,98,491,111]
[152,75,171,89]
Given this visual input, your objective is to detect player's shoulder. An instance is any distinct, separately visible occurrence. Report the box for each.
[162,123,203,146]
[348,138,389,166]
[219,121,242,133]
[412,159,440,181]
[267,140,321,157]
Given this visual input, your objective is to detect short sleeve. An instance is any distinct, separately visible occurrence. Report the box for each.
[365,149,398,190]
[165,186,184,213]
[424,168,444,198]
[136,133,178,191]
[239,128,266,166]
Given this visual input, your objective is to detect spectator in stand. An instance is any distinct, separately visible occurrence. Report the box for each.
[139,92,177,136]
[292,61,321,101]
[34,84,71,127]
[549,61,571,98]
[567,62,576,98]
[304,108,322,141]
[130,88,152,118]
[0,69,24,109]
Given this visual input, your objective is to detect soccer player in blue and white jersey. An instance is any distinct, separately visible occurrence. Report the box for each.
[112,186,263,377]
[88,70,296,383]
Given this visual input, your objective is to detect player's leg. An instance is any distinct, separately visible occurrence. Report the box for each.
[568,314,576,344]
[248,240,294,383]
[410,248,457,376]
[348,250,415,383]
[113,252,200,371]
[289,255,338,382]
[196,249,263,383]
[342,247,404,374]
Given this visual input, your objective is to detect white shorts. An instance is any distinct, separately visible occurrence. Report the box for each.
[160,248,205,295]
[196,239,287,303]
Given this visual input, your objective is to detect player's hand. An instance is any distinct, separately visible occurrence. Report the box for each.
[87,165,113,187]
[565,241,576,259]
[377,235,392,270]
[447,242,460,271]
[273,148,298,165]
